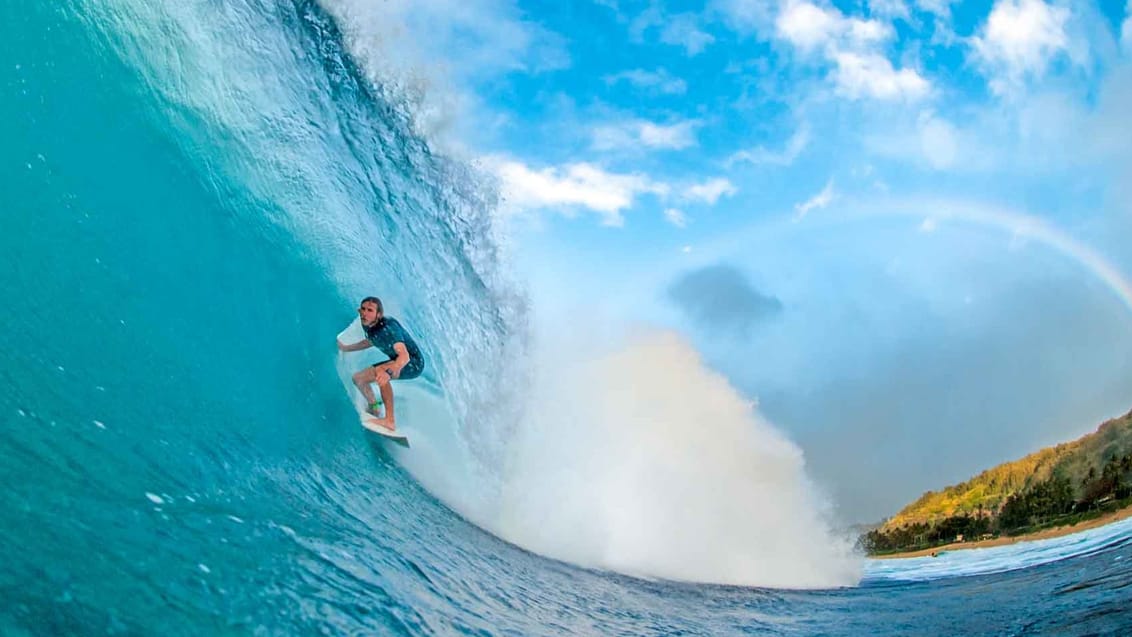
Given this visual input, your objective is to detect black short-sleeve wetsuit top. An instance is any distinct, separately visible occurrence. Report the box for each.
[364,317,425,380]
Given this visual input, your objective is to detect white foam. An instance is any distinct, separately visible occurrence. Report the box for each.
[865,515,1132,581]
[366,321,864,589]
[145,493,164,505]
[489,328,862,589]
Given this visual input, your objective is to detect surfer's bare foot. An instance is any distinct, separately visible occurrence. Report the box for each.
[369,417,396,432]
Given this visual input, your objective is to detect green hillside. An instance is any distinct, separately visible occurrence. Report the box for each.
[862,408,1132,555]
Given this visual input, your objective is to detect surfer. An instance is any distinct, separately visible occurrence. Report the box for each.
[337,296,425,432]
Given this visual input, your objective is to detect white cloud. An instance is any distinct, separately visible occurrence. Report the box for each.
[639,121,700,148]
[794,180,835,219]
[488,157,740,227]
[722,0,930,102]
[713,0,776,34]
[604,68,688,94]
[864,108,1001,173]
[916,0,957,19]
[868,0,911,20]
[776,1,843,53]
[728,124,811,166]
[665,208,689,227]
[629,4,664,41]
[834,52,931,101]
[489,156,668,226]
[683,177,738,204]
[591,126,638,151]
[775,1,891,55]
[661,13,716,55]
[592,119,700,151]
[629,6,714,55]
[919,217,939,233]
[970,0,1072,95]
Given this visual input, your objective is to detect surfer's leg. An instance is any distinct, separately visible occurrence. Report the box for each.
[351,367,379,410]
[374,368,396,429]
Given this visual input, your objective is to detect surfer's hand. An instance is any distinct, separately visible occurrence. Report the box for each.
[336,340,347,351]
[391,366,402,379]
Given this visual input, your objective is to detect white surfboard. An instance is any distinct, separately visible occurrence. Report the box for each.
[360,413,410,447]
[338,317,411,447]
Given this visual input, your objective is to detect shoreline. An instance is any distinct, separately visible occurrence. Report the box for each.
[870,504,1132,560]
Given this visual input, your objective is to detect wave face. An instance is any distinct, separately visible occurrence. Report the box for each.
[4,1,1132,634]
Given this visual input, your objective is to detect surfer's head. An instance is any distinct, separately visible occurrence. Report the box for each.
[359,297,384,328]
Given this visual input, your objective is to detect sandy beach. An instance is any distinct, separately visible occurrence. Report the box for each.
[871,504,1132,559]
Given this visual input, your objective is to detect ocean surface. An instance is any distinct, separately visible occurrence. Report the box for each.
[3,1,1132,635]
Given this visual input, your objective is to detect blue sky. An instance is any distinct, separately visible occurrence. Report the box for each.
[455,0,1132,301]
[328,0,1132,521]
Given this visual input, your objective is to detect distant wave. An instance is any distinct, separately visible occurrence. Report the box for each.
[864,515,1132,582]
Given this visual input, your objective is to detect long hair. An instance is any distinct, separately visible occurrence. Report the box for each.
[360,296,385,336]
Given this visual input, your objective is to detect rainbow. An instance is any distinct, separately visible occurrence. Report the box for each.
[660,195,1132,319]
[869,197,1132,315]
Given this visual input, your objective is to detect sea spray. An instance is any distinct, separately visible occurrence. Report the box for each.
[493,328,863,589]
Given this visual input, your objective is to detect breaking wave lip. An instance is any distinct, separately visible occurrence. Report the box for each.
[863,515,1132,583]
[312,0,452,150]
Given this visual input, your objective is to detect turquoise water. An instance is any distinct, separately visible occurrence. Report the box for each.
[3,1,1132,634]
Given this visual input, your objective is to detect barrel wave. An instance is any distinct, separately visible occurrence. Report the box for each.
[4,1,1132,635]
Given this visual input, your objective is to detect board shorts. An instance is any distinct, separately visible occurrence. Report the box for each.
[373,358,424,380]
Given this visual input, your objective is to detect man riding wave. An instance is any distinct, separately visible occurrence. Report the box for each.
[337,296,425,432]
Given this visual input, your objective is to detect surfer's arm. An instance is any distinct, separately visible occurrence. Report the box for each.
[337,339,372,352]
[390,342,411,376]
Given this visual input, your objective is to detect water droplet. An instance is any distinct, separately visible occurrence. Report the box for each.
[145,493,164,505]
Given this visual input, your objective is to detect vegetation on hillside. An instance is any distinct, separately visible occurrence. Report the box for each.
[861,409,1132,555]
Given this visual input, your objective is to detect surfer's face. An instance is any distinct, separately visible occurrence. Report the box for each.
[359,301,381,326]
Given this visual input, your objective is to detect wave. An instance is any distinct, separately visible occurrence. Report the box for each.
[864,516,1132,583]
[72,0,862,588]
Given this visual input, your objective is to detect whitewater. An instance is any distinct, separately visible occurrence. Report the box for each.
[2,1,1131,634]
